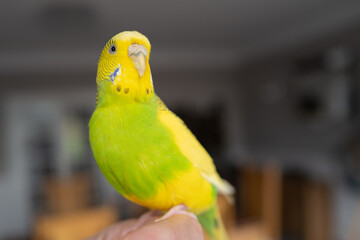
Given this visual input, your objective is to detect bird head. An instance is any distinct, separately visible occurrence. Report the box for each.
[96,31,154,104]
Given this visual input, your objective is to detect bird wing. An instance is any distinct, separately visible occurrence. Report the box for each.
[156,96,234,196]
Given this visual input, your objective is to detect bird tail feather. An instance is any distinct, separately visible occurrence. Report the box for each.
[197,202,229,240]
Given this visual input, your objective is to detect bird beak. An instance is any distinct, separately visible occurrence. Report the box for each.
[128,44,147,77]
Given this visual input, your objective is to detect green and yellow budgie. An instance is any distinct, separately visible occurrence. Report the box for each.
[89,31,234,240]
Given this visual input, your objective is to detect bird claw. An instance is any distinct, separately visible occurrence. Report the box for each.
[155,204,198,222]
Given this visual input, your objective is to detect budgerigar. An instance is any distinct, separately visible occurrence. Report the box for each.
[89,31,234,240]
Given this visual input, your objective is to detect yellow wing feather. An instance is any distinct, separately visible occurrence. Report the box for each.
[156,97,234,196]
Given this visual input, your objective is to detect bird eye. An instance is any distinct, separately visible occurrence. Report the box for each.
[109,44,117,54]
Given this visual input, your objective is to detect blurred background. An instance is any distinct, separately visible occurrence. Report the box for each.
[1,0,360,239]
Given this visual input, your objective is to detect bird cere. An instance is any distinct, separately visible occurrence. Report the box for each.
[89,31,234,240]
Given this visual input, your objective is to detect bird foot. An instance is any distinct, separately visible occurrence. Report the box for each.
[155,204,198,222]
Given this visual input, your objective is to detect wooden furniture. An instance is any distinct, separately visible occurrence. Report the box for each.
[228,162,282,240]
[43,173,92,213]
[33,206,117,240]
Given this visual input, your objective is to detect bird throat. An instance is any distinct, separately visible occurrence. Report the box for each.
[96,69,154,107]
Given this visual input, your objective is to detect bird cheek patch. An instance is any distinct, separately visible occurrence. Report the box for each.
[109,64,121,84]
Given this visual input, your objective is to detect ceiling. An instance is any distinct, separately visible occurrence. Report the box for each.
[1,0,360,74]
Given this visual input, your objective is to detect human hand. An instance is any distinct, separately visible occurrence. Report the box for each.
[87,209,204,240]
